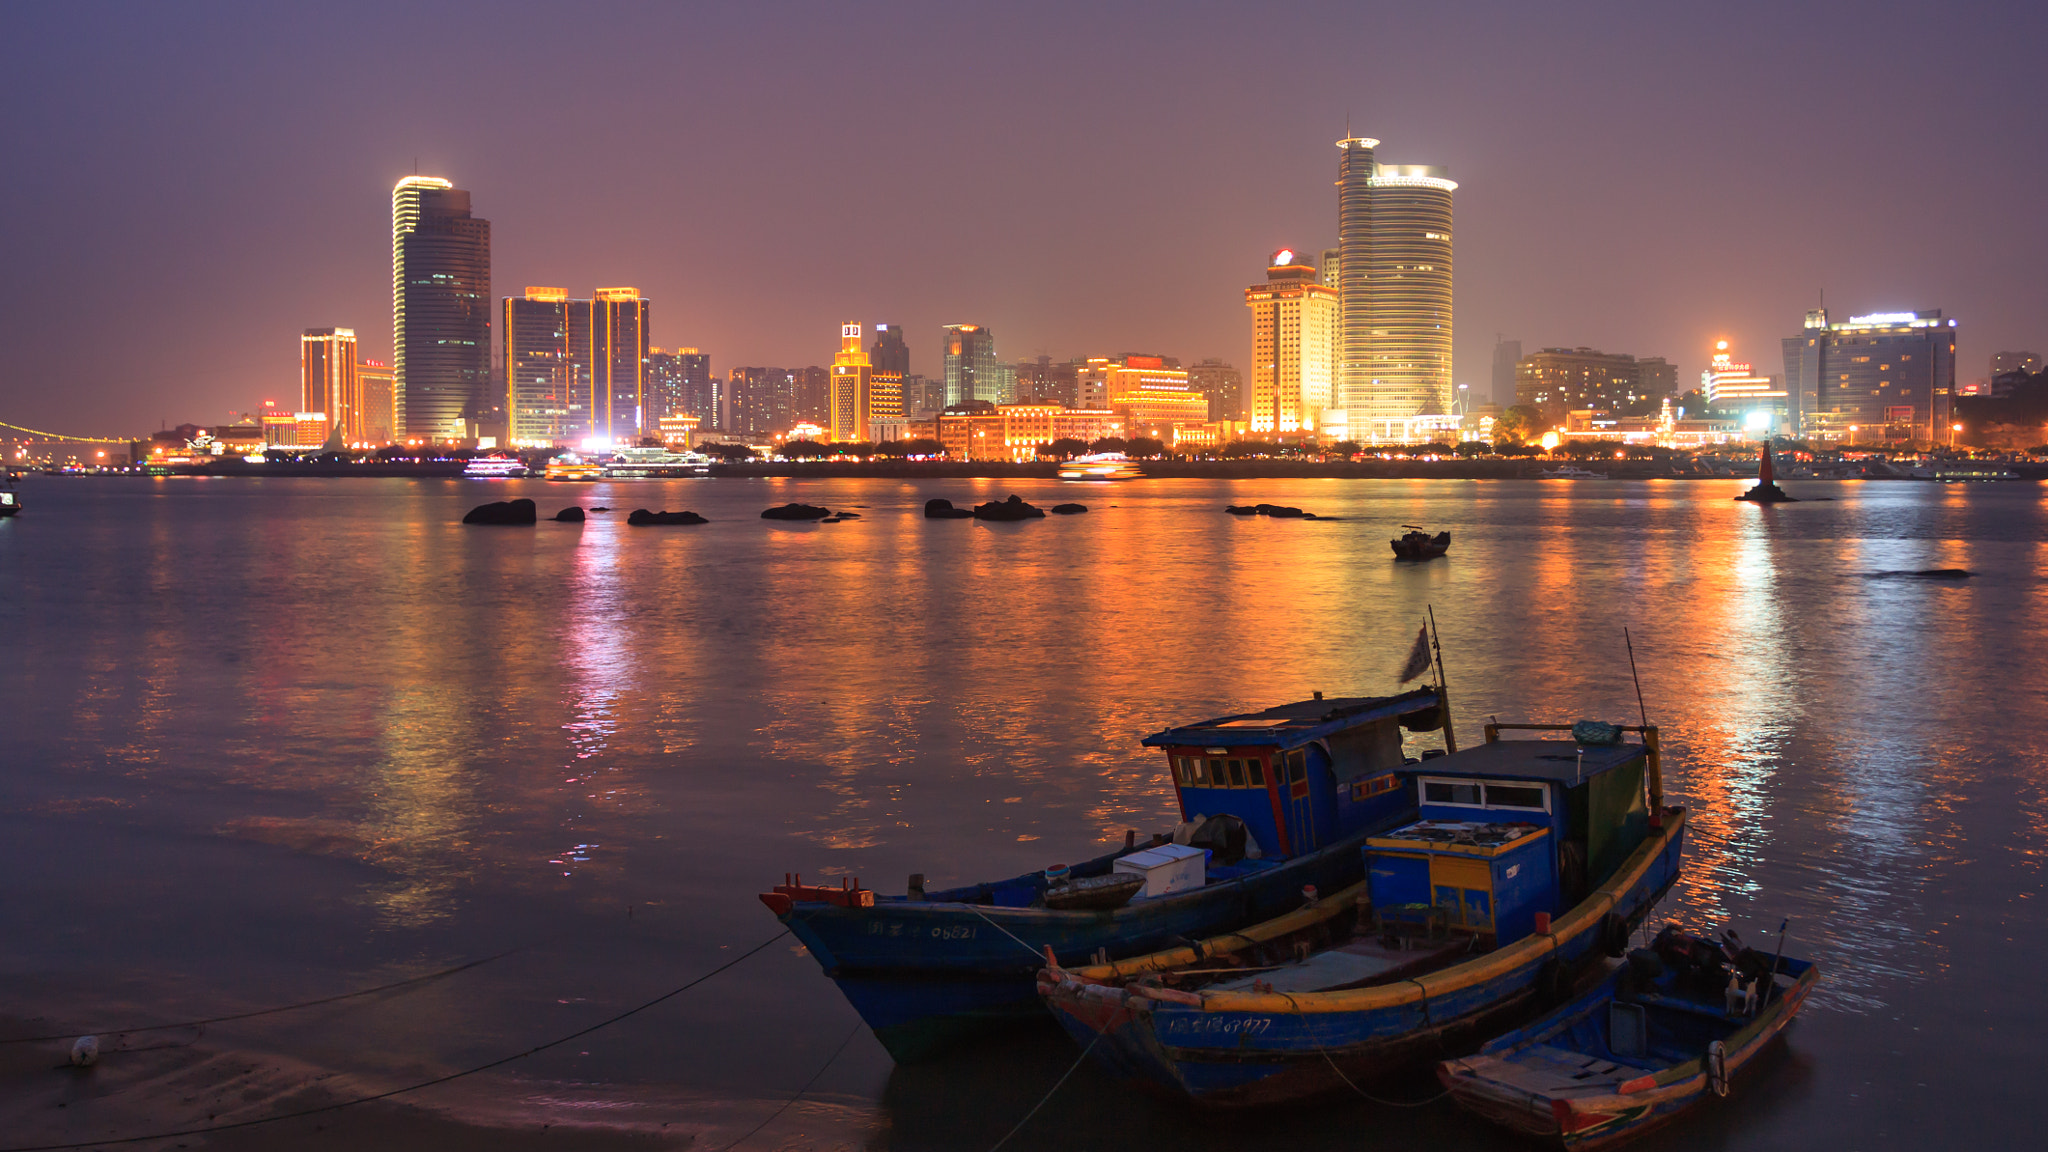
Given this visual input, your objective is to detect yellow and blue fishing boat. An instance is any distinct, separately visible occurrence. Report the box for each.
[1038,721,1685,1106]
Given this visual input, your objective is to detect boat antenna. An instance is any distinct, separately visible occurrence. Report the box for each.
[1427,605,1457,753]
[1624,627,1650,730]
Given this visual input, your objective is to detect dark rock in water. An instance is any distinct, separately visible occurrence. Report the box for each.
[1257,503,1306,518]
[463,498,537,525]
[925,498,973,519]
[761,503,831,521]
[1051,503,1088,515]
[1225,505,1258,515]
[973,494,1046,521]
[553,506,586,523]
[627,508,708,526]
[590,506,611,512]
[1868,568,1973,580]
[834,510,862,518]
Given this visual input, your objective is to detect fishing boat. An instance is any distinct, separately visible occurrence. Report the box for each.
[543,452,603,481]
[0,470,19,517]
[1038,721,1685,1106]
[1058,452,1142,480]
[1391,525,1450,560]
[463,455,529,478]
[762,685,1452,1062]
[1539,465,1607,480]
[1438,927,1817,1148]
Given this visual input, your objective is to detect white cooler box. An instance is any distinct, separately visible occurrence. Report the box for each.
[1114,842,1209,898]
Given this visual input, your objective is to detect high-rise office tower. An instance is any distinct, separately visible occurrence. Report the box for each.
[1333,137,1456,435]
[942,324,997,407]
[1189,358,1244,423]
[1786,309,1956,443]
[301,328,361,443]
[392,176,490,441]
[830,322,874,441]
[791,366,830,427]
[1318,248,1341,289]
[646,347,712,426]
[871,324,910,376]
[357,360,395,444]
[1491,337,1522,408]
[590,288,649,443]
[504,287,577,446]
[1245,249,1337,433]
[727,367,793,436]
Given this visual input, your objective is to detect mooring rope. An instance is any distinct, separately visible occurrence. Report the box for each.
[0,929,792,1152]
[716,1018,864,1151]
[968,905,1051,961]
[985,1031,1104,1152]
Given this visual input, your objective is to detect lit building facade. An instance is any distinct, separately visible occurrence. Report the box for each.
[830,322,873,441]
[942,324,997,407]
[1701,340,1788,431]
[727,367,792,437]
[1333,137,1457,432]
[646,347,712,427]
[1190,358,1243,422]
[392,176,490,441]
[358,361,394,444]
[1245,249,1337,433]
[1787,309,1957,444]
[590,288,648,443]
[871,324,910,376]
[300,328,361,443]
[1092,355,1208,433]
[937,404,1122,462]
[791,365,829,428]
[1517,347,1646,423]
[504,287,579,447]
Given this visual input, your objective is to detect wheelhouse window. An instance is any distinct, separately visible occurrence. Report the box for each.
[1421,777,1551,814]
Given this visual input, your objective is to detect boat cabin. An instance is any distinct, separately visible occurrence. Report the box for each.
[1364,736,1652,945]
[1140,687,1447,863]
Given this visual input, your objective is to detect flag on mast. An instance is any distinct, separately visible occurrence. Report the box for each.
[1397,624,1432,683]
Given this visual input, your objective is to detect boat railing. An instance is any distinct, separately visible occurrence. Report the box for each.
[1481,723,1664,823]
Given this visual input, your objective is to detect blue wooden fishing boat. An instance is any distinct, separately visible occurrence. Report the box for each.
[1038,722,1685,1105]
[762,685,1450,1062]
[1437,927,1818,1148]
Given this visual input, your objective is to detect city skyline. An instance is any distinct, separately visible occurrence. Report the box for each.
[3,4,2043,434]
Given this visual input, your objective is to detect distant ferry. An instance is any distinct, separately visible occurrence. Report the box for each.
[1538,464,1607,480]
[1058,452,1142,481]
[463,456,529,478]
[1906,461,2021,482]
[602,446,712,478]
[543,452,603,481]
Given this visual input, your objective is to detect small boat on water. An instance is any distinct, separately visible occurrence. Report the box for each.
[1438,926,1817,1149]
[463,456,529,478]
[603,445,713,478]
[0,470,20,517]
[543,452,603,481]
[1539,465,1608,480]
[1391,525,1450,560]
[1038,720,1685,1106]
[1058,452,1142,480]
[763,685,1453,1062]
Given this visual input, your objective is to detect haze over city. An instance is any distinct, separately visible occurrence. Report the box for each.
[4,0,2043,433]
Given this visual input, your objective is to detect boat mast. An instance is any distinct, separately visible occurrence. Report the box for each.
[1426,605,1457,754]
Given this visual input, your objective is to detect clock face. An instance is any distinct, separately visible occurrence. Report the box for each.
[843,324,862,339]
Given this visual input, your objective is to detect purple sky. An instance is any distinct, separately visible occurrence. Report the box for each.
[5,1,2043,433]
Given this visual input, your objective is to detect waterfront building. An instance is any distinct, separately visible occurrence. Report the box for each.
[358,360,394,444]
[1333,137,1457,433]
[392,176,490,441]
[1245,248,1337,433]
[300,328,361,443]
[871,324,910,376]
[1990,351,2041,378]
[942,324,997,407]
[1785,309,1956,444]
[727,367,792,436]
[1491,337,1521,409]
[1635,356,1676,402]
[646,347,712,427]
[937,404,1122,462]
[830,322,874,441]
[504,288,578,447]
[1015,356,1080,407]
[1189,358,1243,422]
[791,365,830,427]
[1517,347,1646,423]
[1701,340,1789,432]
[260,408,330,448]
[1094,354,1207,436]
[656,413,701,447]
[587,288,649,443]
[901,373,944,416]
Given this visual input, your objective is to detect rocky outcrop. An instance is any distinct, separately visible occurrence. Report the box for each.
[761,503,832,521]
[973,494,1046,521]
[462,498,537,525]
[553,506,586,522]
[627,509,708,526]
[1051,503,1088,514]
[924,498,974,519]
[1225,503,1313,518]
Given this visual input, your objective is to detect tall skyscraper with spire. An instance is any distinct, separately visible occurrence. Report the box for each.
[1332,136,1456,438]
[392,176,491,441]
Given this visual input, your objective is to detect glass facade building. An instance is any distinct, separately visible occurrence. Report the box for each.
[300,328,361,443]
[942,324,997,407]
[1335,137,1377,417]
[392,177,490,441]
[646,348,712,427]
[504,288,579,447]
[590,288,649,444]
[1787,309,1957,444]
[1333,138,1457,437]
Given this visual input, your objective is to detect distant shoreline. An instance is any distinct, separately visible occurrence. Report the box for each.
[39,459,2048,481]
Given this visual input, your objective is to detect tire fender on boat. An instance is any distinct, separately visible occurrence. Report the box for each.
[1707,1039,1729,1097]
[1600,912,1631,958]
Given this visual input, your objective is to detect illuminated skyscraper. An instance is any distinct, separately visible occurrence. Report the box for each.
[830,322,873,441]
[1785,310,1955,443]
[357,361,394,444]
[646,347,712,425]
[871,323,910,376]
[392,176,490,441]
[504,287,578,446]
[1332,137,1456,436]
[589,288,649,443]
[942,324,997,407]
[300,328,361,443]
[1245,249,1337,433]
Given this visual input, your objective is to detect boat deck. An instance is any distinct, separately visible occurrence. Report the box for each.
[1481,1045,1654,1096]
[1208,935,1473,994]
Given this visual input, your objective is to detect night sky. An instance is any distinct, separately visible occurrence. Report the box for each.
[5,1,2043,434]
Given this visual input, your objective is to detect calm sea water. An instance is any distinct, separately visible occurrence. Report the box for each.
[2,474,2042,1149]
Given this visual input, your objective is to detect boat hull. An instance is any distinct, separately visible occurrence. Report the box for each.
[777,828,1382,1062]
[1043,812,1686,1106]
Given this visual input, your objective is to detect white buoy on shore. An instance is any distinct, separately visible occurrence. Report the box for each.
[69,1035,99,1067]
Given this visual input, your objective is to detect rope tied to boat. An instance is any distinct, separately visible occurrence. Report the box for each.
[968,905,1056,961]
[717,1017,865,1151]
[985,1030,1106,1152]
